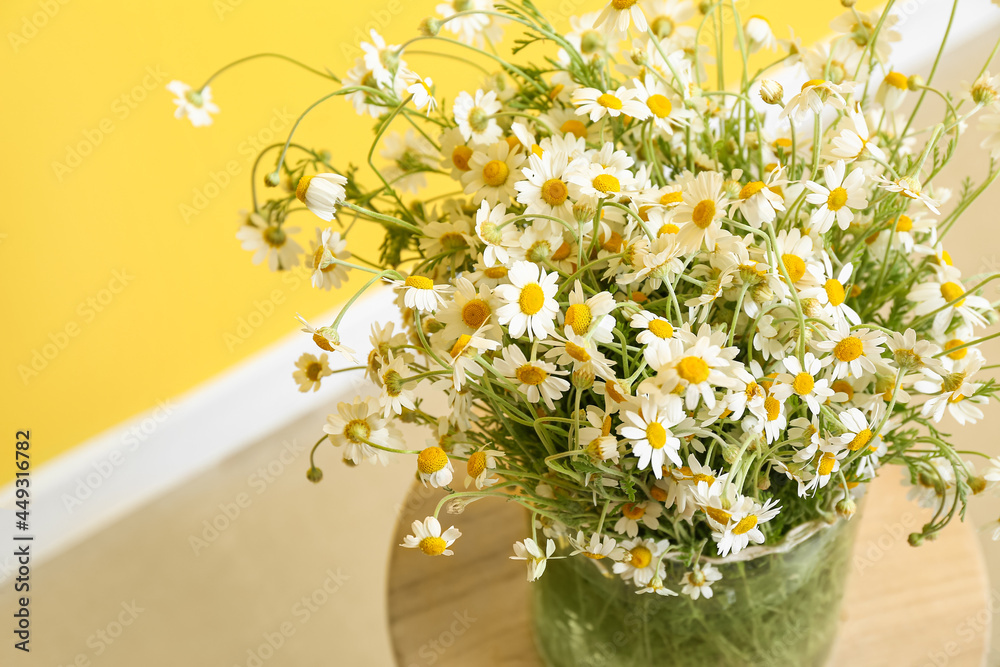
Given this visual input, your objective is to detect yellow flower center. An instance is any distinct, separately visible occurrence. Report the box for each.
[732,515,758,535]
[649,486,668,502]
[516,364,548,385]
[691,200,717,229]
[312,333,335,352]
[541,178,569,206]
[764,395,781,421]
[831,380,854,400]
[746,381,762,400]
[405,275,434,290]
[704,506,731,525]
[418,536,447,556]
[628,545,652,568]
[592,174,621,194]
[658,223,680,236]
[417,446,449,474]
[648,319,674,339]
[801,78,826,91]
[344,418,371,444]
[461,298,491,328]
[826,187,849,211]
[895,214,913,232]
[596,93,623,110]
[660,190,683,206]
[482,160,510,187]
[833,336,863,362]
[739,181,766,200]
[467,451,487,478]
[612,0,639,8]
[552,242,571,261]
[518,283,545,315]
[646,94,673,118]
[940,282,966,308]
[295,175,313,203]
[605,380,627,403]
[484,266,508,279]
[602,231,624,251]
[305,362,324,382]
[565,303,593,335]
[622,503,646,520]
[560,120,587,139]
[676,356,710,384]
[792,372,814,396]
[885,71,908,90]
[825,279,846,306]
[781,254,806,284]
[451,145,473,171]
[944,339,967,360]
[566,341,591,362]
[450,334,472,359]
[848,428,873,452]
[818,452,837,476]
[646,422,667,449]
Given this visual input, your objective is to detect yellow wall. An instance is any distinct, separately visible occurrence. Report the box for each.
[0,0,879,483]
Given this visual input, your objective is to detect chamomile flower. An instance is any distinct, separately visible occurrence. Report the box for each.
[462,140,526,205]
[578,407,621,463]
[772,352,835,415]
[514,150,575,222]
[730,167,786,228]
[389,274,452,312]
[406,75,437,114]
[613,538,669,587]
[446,330,501,390]
[596,0,648,35]
[296,173,348,221]
[673,170,728,251]
[511,538,560,581]
[545,332,617,381]
[713,496,781,557]
[907,267,990,334]
[613,501,662,538]
[569,532,625,560]
[473,201,519,267]
[812,319,886,380]
[401,516,461,556]
[453,89,503,145]
[563,281,616,343]
[618,394,685,476]
[309,228,351,290]
[437,275,500,342]
[804,161,868,233]
[571,86,649,122]
[807,261,860,326]
[416,445,454,488]
[680,564,722,600]
[759,390,788,443]
[378,353,417,417]
[167,81,219,127]
[632,75,689,135]
[914,356,988,425]
[642,325,738,410]
[494,344,569,409]
[743,16,776,52]
[236,218,303,271]
[833,407,883,453]
[827,105,886,163]
[296,315,358,364]
[876,175,940,214]
[495,261,561,340]
[292,353,332,392]
[780,79,852,124]
[631,310,676,364]
[886,329,945,374]
[324,396,395,465]
[804,445,848,494]
[465,449,505,489]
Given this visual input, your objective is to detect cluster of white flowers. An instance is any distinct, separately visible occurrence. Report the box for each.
[175,0,1000,597]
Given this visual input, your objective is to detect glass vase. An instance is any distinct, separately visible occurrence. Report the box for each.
[531,517,860,667]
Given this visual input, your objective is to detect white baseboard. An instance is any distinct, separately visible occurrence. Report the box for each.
[0,289,396,581]
[1,0,996,579]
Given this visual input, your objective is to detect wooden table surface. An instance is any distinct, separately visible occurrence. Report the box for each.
[387,468,991,667]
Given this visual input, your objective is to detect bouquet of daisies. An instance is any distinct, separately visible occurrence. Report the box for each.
[173,0,1000,600]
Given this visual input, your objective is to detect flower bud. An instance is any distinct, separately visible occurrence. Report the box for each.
[907,532,924,547]
[907,74,925,91]
[835,497,857,519]
[756,472,771,491]
[419,17,442,36]
[264,171,281,187]
[752,283,774,304]
[840,0,856,6]
[969,476,988,495]
[306,466,323,483]
[698,0,712,14]
[572,367,595,390]
[759,79,784,105]
[971,77,999,107]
